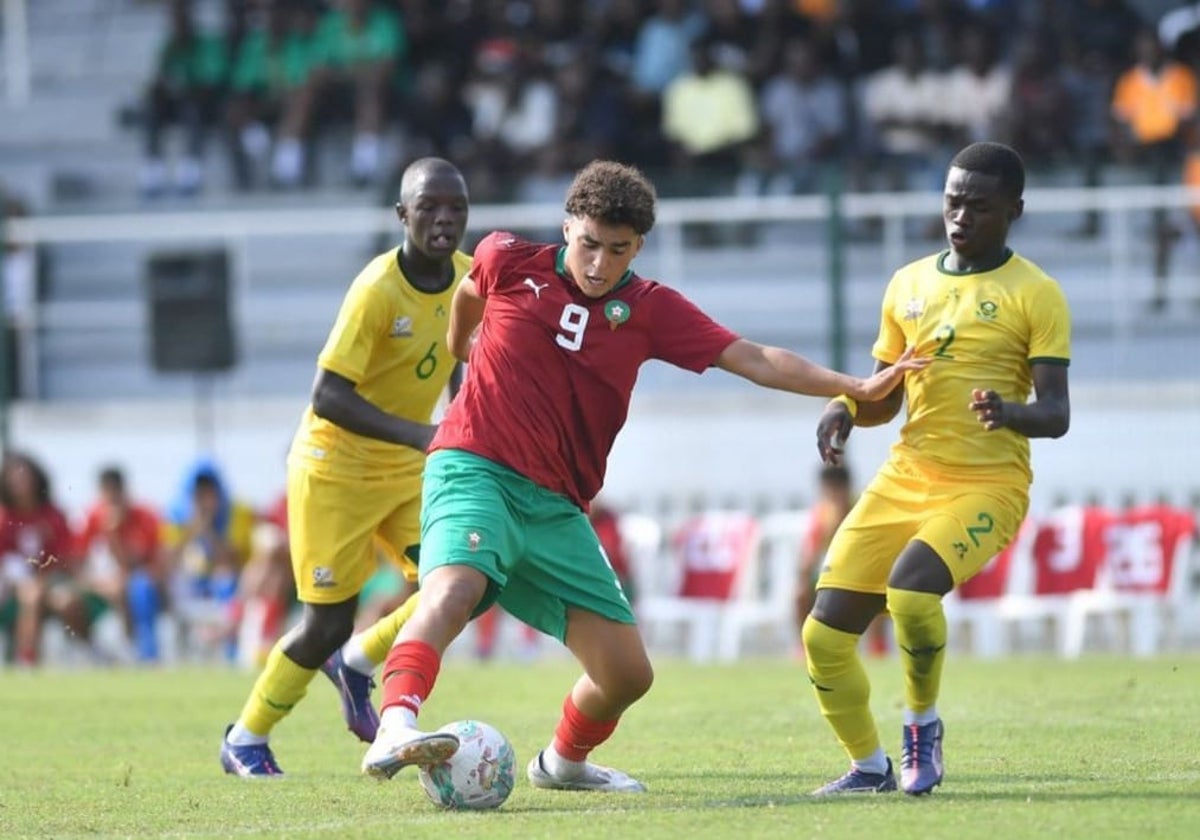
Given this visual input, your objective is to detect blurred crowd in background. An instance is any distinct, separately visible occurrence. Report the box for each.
[133,0,1200,216]
[0,449,634,669]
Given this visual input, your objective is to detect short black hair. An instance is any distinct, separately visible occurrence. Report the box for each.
[949,141,1025,199]
[564,161,657,235]
[98,466,125,490]
[398,156,467,206]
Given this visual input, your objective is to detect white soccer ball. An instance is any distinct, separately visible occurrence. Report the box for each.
[417,720,516,810]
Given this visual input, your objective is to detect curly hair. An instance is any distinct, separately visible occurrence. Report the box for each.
[564,160,657,235]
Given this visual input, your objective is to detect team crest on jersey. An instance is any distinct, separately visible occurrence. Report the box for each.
[976,300,999,321]
[467,531,481,551]
[390,316,414,337]
[604,300,630,330]
[903,297,925,321]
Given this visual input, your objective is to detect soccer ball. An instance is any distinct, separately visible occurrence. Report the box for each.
[417,720,516,810]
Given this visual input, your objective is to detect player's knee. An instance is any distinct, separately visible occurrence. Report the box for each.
[617,657,654,704]
[288,603,356,665]
[801,615,856,668]
[418,569,487,627]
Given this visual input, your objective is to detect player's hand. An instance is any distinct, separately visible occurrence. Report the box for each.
[848,347,930,402]
[969,388,1008,431]
[816,402,853,465]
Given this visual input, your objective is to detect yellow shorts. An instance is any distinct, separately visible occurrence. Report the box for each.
[816,457,1028,595]
[287,463,422,604]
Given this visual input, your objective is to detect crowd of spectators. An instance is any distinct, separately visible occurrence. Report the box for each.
[0,448,635,669]
[0,450,299,668]
[135,0,1200,215]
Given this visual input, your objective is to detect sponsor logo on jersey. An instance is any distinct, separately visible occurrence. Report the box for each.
[390,316,414,337]
[522,277,549,298]
[313,566,335,588]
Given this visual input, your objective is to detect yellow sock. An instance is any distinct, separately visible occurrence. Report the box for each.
[357,592,421,668]
[801,617,879,761]
[237,641,318,737]
[886,587,947,713]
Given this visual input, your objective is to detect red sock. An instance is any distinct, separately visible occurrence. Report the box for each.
[552,695,619,762]
[380,640,442,715]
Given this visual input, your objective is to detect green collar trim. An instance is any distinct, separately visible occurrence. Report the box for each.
[937,247,1013,276]
[555,247,634,293]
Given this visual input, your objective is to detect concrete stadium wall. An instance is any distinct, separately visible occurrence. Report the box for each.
[10,381,1200,523]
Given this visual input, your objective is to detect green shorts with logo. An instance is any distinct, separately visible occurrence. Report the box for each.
[420,449,635,642]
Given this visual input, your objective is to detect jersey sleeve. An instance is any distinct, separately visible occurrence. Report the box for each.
[1027,279,1071,365]
[317,271,388,384]
[468,232,515,297]
[646,285,739,372]
[871,272,905,364]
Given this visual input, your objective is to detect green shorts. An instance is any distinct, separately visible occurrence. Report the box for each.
[420,450,635,642]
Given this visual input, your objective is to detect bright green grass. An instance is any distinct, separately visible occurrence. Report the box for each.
[1,655,1198,840]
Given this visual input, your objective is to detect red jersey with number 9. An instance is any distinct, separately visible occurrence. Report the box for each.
[431,231,739,509]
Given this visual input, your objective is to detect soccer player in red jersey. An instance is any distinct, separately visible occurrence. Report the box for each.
[361,160,928,790]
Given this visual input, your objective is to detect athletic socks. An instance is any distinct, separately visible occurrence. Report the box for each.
[380,639,442,716]
[546,695,619,771]
[801,617,881,762]
[887,587,947,716]
[232,641,317,740]
[341,593,421,676]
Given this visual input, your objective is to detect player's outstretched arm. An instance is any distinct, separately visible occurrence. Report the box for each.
[448,277,485,363]
[969,363,1070,438]
[714,339,928,402]
[311,368,438,451]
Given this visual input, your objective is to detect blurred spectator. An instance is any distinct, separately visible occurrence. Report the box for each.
[630,0,705,97]
[272,0,405,189]
[0,451,85,666]
[938,23,1012,148]
[1008,32,1074,170]
[743,0,821,86]
[1110,26,1198,307]
[749,34,847,195]
[162,457,256,661]
[550,50,630,168]
[860,28,943,193]
[224,518,294,669]
[464,43,558,200]
[397,60,475,163]
[701,0,757,76]
[226,0,320,191]
[1056,0,1144,71]
[661,38,759,195]
[76,466,165,663]
[139,0,231,198]
[1062,36,1117,237]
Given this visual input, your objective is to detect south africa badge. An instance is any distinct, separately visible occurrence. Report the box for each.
[604,300,630,330]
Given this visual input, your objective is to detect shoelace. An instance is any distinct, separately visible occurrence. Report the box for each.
[903,724,934,769]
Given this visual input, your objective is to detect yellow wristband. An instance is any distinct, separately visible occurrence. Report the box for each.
[831,395,858,419]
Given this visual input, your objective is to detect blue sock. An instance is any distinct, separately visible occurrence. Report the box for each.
[125,570,161,662]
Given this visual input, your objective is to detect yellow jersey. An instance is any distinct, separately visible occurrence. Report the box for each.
[873,249,1071,484]
[290,248,473,480]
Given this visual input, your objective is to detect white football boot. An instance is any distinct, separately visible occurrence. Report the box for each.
[526,751,647,793]
[361,726,459,780]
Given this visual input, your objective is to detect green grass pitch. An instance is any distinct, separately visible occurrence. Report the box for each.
[1,655,1198,839]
